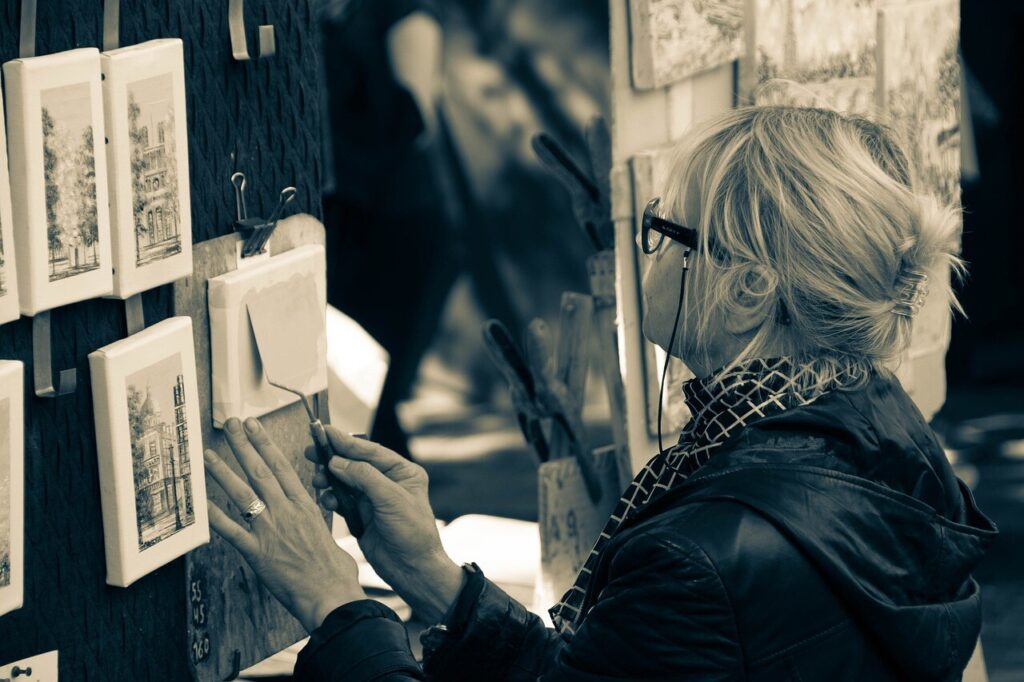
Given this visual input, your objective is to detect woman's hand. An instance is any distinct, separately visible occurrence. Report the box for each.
[308,429,464,623]
[205,417,368,633]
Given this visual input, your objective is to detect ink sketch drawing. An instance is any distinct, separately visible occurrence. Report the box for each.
[127,353,195,551]
[128,73,182,267]
[41,83,101,282]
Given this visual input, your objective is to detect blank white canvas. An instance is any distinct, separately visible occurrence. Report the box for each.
[102,39,192,298]
[208,244,328,428]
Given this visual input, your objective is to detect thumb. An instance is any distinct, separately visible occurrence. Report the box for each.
[328,456,404,511]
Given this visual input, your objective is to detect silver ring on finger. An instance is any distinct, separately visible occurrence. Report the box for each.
[241,498,267,523]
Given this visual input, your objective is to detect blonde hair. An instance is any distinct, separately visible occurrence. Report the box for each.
[660,105,964,391]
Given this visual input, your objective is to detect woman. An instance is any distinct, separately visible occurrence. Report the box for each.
[205,106,996,680]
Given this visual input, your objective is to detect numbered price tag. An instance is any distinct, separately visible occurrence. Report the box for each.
[534,445,630,611]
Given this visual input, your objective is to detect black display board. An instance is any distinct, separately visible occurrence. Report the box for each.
[0,1,323,677]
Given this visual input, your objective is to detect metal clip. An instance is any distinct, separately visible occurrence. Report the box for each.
[103,0,120,51]
[19,0,37,58]
[231,172,296,258]
[125,293,145,335]
[33,311,77,398]
[229,0,276,61]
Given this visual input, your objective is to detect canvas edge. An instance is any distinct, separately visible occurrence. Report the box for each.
[0,360,24,616]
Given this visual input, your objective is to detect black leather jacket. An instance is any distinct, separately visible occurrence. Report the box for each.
[295,373,997,681]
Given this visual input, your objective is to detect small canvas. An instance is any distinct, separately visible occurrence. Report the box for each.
[0,361,24,616]
[743,0,877,100]
[89,316,209,587]
[630,0,744,90]
[102,39,192,298]
[0,84,19,326]
[3,48,113,315]
[0,358,24,614]
[208,244,328,428]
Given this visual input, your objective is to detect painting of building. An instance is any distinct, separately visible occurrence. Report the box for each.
[128,73,182,267]
[127,354,194,551]
[41,83,101,282]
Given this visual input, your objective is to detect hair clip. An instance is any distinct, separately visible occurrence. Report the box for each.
[891,268,929,318]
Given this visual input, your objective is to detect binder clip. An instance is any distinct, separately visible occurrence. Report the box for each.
[231,172,296,258]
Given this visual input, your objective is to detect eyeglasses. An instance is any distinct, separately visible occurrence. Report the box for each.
[641,198,699,255]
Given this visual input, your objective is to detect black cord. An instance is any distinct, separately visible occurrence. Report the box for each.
[657,252,690,455]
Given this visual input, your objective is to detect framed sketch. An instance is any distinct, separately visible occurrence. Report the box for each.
[3,48,112,315]
[0,361,24,617]
[0,83,19,326]
[102,39,192,298]
[208,244,327,428]
[630,0,744,90]
[89,316,208,587]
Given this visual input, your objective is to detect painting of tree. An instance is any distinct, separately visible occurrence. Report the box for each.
[40,83,101,282]
[128,94,149,256]
[41,108,62,276]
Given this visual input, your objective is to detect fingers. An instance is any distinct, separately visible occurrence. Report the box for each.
[326,456,404,509]
[222,417,285,504]
[238,417,310,500]
[204,449,262,513]
[207,500,259,558]
[323,429,421,481]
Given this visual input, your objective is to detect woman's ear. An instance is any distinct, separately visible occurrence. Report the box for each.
[723,265,776,336]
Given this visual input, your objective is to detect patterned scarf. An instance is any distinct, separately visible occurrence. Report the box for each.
[549,356,858,636]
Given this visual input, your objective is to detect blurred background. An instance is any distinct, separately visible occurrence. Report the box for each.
[314,1,1022,679]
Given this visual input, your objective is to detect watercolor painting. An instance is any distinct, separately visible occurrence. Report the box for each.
[126,352,195,551]
[40,83,100,283]
[878,0,960,205]
[631,0,745,89]
[128,73,182,268]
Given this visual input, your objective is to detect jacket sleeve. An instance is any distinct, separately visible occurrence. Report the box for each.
[296,529,744,681]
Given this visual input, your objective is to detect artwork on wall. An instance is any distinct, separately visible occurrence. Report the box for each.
[878,0,960,206]
[631,146,693,436]
[630,0,745,90]
[102,39,192,299]
[742,0,878,102]
[0,84,19,326]
[208,244,328,428]
[754,76,875,115]
[89,316,209,587]
[0,361,24,617]
[3,48,112,315]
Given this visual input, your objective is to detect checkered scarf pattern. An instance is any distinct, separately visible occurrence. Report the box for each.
[548,356,855,636]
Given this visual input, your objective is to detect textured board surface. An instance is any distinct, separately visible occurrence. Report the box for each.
[0,1,323,678]
[176,216,328,681]
[630,0,744,90]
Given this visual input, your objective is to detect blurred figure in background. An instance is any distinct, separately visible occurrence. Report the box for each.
[318,0,453,458]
